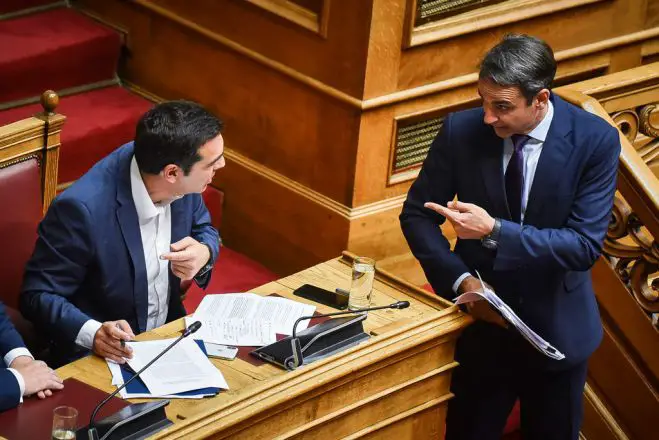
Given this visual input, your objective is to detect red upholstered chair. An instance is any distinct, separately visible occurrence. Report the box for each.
[0,91,64,354]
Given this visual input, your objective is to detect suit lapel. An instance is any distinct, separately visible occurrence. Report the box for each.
[169,199,187,244]
[115,155,148,333]
[480,130,511,220]
[524,96,574,223]
[168,199,187,318]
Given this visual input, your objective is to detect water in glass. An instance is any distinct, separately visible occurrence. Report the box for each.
[349,258,375,311]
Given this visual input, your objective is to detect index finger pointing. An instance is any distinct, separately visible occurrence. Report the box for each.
[424,202,459,221]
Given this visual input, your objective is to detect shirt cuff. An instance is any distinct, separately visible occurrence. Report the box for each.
[75,319,103,349]
[452,272,472,294]
[4,347,33,368]
[7,368,26,401]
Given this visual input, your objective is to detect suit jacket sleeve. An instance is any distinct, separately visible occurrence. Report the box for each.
[495,126,621,272]
[20,198,95,344]
[400,114,471,299]
[190,194,220,289]
[0,302,25,358]
[0,369,20,412]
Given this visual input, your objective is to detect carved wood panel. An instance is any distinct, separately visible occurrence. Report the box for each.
[612,103,659,177]
[604,194,659,328]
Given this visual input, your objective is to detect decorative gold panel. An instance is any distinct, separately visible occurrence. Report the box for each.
[390,116,443,180]
[414,0,508,26]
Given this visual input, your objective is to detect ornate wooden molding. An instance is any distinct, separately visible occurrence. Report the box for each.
[612,110,639,142]
[557,84,659,329]
[639,103,659,138]
[604,195,659,320]
[225,146,408,220]
[126,0,659,111]
[404,0,608,48]
[245,0,330,37]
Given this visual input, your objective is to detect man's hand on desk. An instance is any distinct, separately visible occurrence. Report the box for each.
[160,236,211,280]
[10,356,64,398]
[93,320,135,364]
[425,201,495,239]
[458,276,507,329]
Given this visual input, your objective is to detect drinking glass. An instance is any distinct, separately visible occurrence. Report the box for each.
[348,257,375,311]
[52,406,78,440]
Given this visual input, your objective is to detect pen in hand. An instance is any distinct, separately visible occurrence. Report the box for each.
[115,322,133,352]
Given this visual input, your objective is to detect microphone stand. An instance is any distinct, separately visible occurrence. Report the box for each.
[86,321,202,440]
[288,301,410,369]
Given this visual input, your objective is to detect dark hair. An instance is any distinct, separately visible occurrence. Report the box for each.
[134,100,224,175]
[479,34,556,104]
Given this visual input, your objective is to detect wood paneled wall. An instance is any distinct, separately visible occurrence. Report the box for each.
[73,0,659,274]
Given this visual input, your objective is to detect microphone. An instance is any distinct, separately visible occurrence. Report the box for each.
[288,301,410,370]
[86,321,202,440]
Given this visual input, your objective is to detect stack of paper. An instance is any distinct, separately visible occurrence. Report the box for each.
[454,274,566,361]
[106,338,229,399]
[186,293,316,346]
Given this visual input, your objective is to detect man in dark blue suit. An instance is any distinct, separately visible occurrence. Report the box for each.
[400,35,620,440]
[21,101,223,366]
[1,301,63,411]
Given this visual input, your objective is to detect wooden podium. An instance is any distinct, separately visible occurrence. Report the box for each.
[56,252,471,439]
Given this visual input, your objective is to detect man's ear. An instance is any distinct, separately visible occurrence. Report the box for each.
[535,88,550,107]
[162,164,180,183]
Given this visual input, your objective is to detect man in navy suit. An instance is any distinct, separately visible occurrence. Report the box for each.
[400,35,620,440]
[21,101,223,366]
[1,301,63,411]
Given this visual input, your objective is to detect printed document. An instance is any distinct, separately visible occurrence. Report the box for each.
[454,273,566,360]
[124,338,229,396]
[188,293,316,346]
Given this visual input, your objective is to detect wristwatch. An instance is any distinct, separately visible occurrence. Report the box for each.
[195,242,214,278]
[481,218,502,250]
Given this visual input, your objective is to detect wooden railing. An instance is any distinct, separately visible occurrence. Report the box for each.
[556,64,659,440]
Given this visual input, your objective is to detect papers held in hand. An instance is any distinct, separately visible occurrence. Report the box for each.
[453,272,566,361]
[251,314,369,370]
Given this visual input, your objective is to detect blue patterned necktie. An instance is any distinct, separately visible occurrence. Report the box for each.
[505,134,530,223]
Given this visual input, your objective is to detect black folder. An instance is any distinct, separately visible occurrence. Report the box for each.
[251,314,369,370]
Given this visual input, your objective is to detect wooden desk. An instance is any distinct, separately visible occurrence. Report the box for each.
[57,252,471,439]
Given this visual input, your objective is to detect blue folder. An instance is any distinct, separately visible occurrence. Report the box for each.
[119,340,221,398]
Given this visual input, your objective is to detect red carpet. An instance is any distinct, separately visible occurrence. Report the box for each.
[0,0,54,14]
[0,8,120,102]
[183,247,280,313]
[0,86,154,183]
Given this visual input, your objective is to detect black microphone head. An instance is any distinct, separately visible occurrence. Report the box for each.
[184,321,202,336]
[391,301,410,309]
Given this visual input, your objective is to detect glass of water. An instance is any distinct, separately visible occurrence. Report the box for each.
[52,406,77,440]
[348,256,376,311]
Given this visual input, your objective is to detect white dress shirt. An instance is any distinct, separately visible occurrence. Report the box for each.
[5,347,33,399]
[75,156,173,348]
[452,101,555,293]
